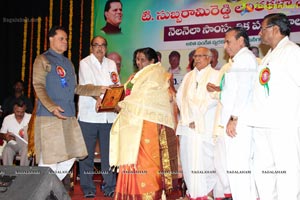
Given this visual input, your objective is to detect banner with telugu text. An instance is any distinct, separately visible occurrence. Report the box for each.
[94,0,300,82]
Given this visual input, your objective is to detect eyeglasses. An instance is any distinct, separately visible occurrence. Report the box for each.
[92,43,107,48]
[260,25,273,32]
[193,54,210,59]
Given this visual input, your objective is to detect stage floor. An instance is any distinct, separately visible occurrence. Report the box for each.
[70,178,184,200]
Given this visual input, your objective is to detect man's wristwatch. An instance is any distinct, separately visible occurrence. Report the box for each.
[230,115,238,121]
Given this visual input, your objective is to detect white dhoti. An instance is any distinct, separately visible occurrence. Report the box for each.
[253,127,300,200]
[225,122,257,200]
[213,135,231,199]
[39,154,75,180]
[176,66,223,199]
[179,133,216,199]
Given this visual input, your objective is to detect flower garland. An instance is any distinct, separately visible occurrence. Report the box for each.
[79,0,84,62]
[27,17,41,97]
[28,19,34,97]
[36,17,41,56]
[125,81,133,96]
[21,18,28,82]
[90,0,94,38]
[68,0,73,59]
[124,74,135,96]
[123,65,156,96]
[44,16,48,51]
[49,0,53,29]
[59,0,63,26]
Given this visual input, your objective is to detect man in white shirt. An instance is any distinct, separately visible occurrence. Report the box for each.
[78,36,120,198]
[168,50,186,91]
[210,27,258,200]
[0,99,31,166]
[248,13,300,200]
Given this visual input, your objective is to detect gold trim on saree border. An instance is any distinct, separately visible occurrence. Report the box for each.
[159,126,173,191]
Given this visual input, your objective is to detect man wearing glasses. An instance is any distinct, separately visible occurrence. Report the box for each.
[176,47,230,200]
[248,13,300,200]
[78,36,119,198]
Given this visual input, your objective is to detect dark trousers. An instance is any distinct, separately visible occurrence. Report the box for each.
[78,121,116,195]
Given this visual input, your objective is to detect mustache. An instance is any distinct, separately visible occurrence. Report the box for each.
[96,50,104,54]
[193,62,199,67]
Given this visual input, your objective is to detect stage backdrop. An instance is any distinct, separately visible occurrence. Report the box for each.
[94,0,300,83]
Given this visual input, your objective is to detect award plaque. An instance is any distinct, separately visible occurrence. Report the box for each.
[97,86,124,112]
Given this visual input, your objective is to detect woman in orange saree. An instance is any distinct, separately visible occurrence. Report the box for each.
[110,47,177,199]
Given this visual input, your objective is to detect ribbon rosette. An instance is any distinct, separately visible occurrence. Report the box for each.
[19,129,25,138]
[259,67,270,95]
[110,71,119,85]
[56,66,68,88]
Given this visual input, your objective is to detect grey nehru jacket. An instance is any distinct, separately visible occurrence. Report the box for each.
[36,48,76,117]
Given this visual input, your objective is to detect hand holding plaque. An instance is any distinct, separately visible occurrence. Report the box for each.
[97,85,124,112]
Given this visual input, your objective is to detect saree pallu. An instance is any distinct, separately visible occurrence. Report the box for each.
[114,120,177,200]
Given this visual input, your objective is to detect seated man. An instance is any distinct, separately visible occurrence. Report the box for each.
[0,99,31,166]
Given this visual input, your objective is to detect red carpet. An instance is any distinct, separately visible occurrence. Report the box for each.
[70,178,110,200]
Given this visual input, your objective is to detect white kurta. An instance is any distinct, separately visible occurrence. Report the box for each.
[77,54,119,123]
[248,37,300,200]
[176,66,220,199]
[220,47,258,200]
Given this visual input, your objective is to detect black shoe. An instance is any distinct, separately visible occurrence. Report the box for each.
[223,198,233,200]
[84,192,95,198]
[104,191,115,197]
